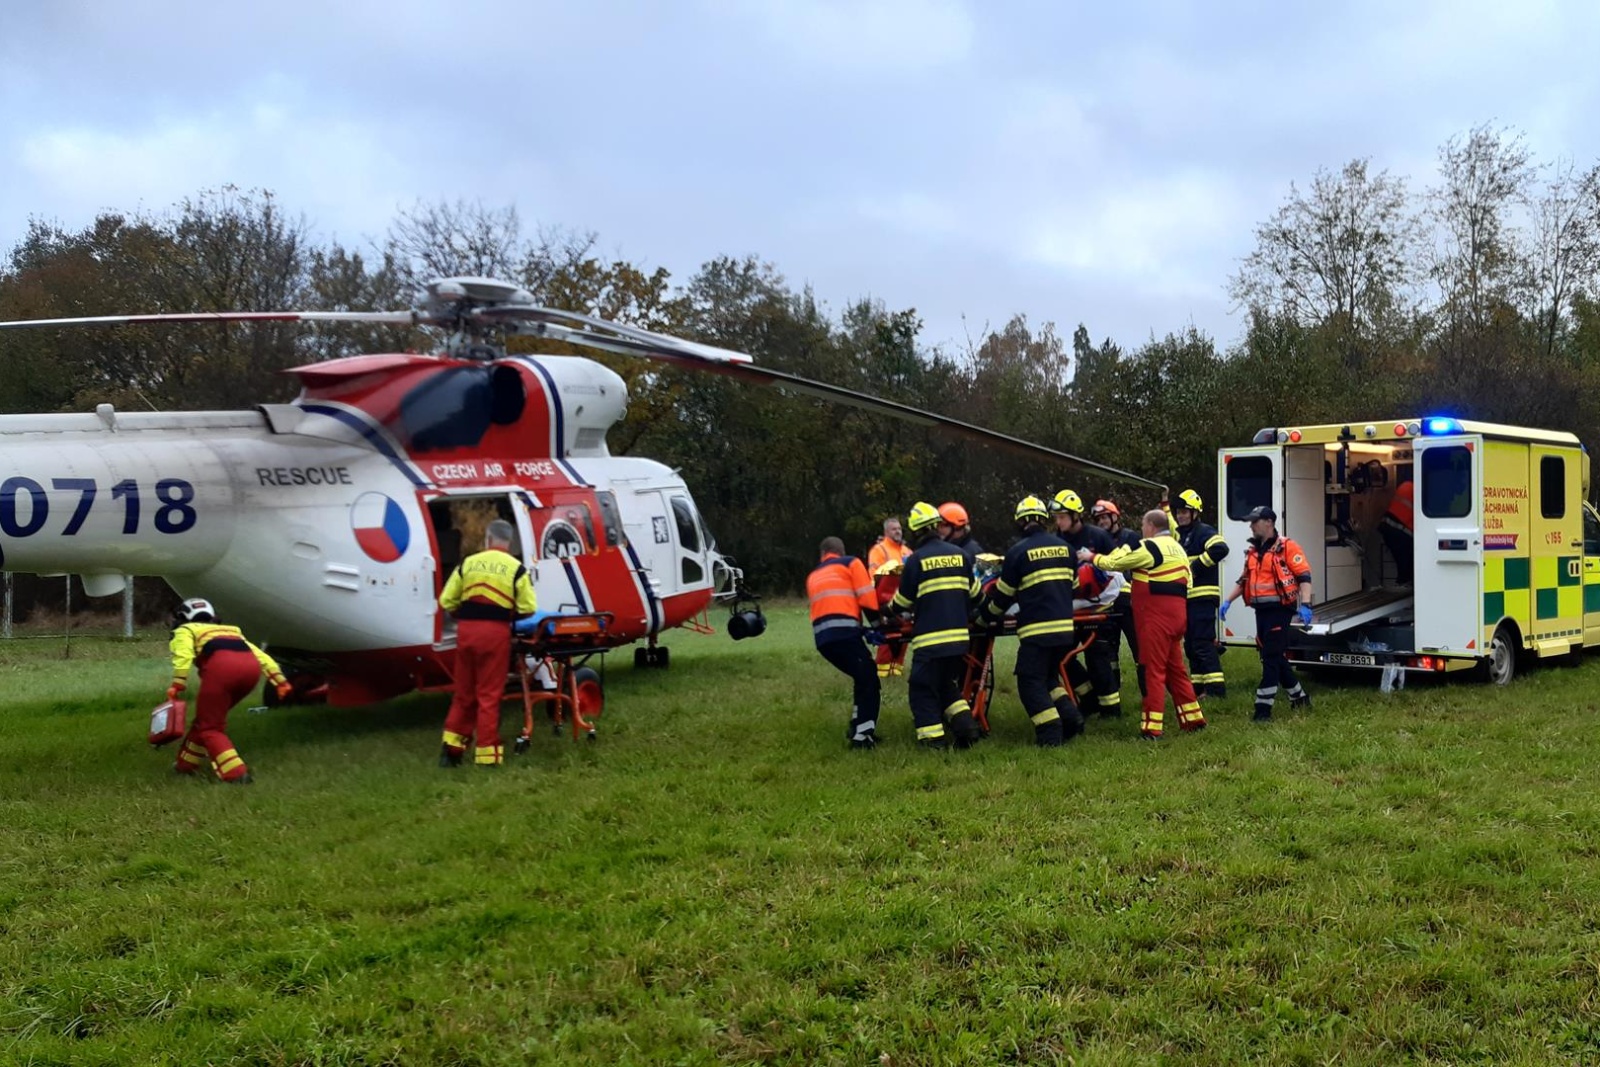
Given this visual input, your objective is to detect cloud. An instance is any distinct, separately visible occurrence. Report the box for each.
[10,96,418,247]
[708,0,975,72]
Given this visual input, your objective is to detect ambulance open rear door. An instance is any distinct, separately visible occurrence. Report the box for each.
[1413,434,1483,658]
[1216,444,1282,647]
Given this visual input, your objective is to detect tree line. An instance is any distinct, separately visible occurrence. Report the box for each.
[6,122,1600,602]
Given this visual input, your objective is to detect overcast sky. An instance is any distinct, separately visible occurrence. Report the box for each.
[4,0,1600,354]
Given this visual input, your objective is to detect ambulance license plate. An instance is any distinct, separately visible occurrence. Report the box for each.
[1325,652,1376,666]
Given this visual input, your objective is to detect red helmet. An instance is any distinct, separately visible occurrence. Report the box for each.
[937,502,969,526]
[1091,499,1120,519]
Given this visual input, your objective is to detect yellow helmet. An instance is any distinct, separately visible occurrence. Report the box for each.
[1177,488,1204,512]
[1049,489,1084,515]
[1015,495,1049,524]
[906,501,942,533]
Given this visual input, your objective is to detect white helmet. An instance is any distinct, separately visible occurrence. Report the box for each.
[175,597,216,623]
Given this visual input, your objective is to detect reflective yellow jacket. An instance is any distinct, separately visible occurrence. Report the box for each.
[439,548,538,622]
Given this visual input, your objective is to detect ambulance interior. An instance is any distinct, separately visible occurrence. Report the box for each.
[1228,441,1416,636]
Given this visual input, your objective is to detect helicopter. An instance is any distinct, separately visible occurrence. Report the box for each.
[0,276,1163,709]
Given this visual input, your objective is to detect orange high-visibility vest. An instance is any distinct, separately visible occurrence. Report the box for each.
[1385,480,1414,532]
[1239,537,1313,606]
[868,537,912,573]
[807,553,878,642]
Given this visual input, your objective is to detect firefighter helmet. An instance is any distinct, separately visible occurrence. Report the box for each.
[1091,499,1120,519]
[1049,489,1085,515]
[906,501,942,533]
[1177,488,1204,512]
[1014,495,1049,524]
[937,502,969,527]
[174,597,216,624]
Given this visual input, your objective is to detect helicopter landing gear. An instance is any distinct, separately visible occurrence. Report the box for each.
[634,645,670,669]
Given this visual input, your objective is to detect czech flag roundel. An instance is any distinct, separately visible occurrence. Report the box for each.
[351,492,410,563]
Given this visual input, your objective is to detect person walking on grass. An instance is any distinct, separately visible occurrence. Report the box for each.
[807,536,882,749]
[1221,505,1314,722]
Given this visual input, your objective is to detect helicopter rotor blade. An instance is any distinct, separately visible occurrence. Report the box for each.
[477,306,754,366]
[717,362,1165,491]
[0,289,1162,490]
[493,312,1165,491]
[0,310,419,330]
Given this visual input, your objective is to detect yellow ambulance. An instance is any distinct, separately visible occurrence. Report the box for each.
[1217,417,1599,684]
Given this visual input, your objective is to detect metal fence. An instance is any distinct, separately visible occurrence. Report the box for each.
[1,573,139,644]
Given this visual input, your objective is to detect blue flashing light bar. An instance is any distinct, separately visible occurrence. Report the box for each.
[1423,416,1464,435]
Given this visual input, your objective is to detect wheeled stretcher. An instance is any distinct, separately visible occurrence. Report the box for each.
[510,612,613,751]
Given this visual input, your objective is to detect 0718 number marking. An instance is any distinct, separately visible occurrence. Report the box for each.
[0,477,197,538]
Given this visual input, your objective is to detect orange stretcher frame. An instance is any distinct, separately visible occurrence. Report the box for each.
[961,611,1115,736]
[510,612,613,751]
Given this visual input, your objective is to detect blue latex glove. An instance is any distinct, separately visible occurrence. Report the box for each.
[863,629,886,647]
[1218,600,1230,621]
[1297,604,1313,626]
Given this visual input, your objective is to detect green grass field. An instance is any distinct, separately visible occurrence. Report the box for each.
[3,604,1600,1066]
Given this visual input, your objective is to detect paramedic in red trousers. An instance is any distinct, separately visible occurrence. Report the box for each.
[167,597,291,784]
[868,515,913,678]
[1220,506,1314,722]
[1173,488,1230,697]
[890,501,982,750]
[807,536,882,748]
[981,496,1083,746]
[438,519,538,767]
[1080,509,1206,739]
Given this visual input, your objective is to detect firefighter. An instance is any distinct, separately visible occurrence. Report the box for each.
[166,597,291,784]
[1093,499,1142,550]
[868,515,914,678]
[1081,509,1206,739]
[1221,506,1314,722]
[1068,559,1125,716]
[1379,478,1415,585]
[1174,488,1230,697]
[807,536,882,748]
[938,501,985,567]
[890,501,982,750]
[1051,490,1115,555]
[981,496,1083,746]
[438,519,538,767]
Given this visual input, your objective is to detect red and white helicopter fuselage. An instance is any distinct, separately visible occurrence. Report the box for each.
[0,351,729,704]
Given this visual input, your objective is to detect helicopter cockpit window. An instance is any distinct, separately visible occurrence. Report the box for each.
[595,490,626,548]
[671,495,705,585]
[670,496,700,553]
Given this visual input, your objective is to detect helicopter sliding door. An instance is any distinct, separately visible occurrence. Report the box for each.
[422,491,532,646]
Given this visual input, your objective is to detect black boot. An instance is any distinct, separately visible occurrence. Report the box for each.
[1056,700,1085,740]
[439,744,463,768]
[947,710,980,749]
